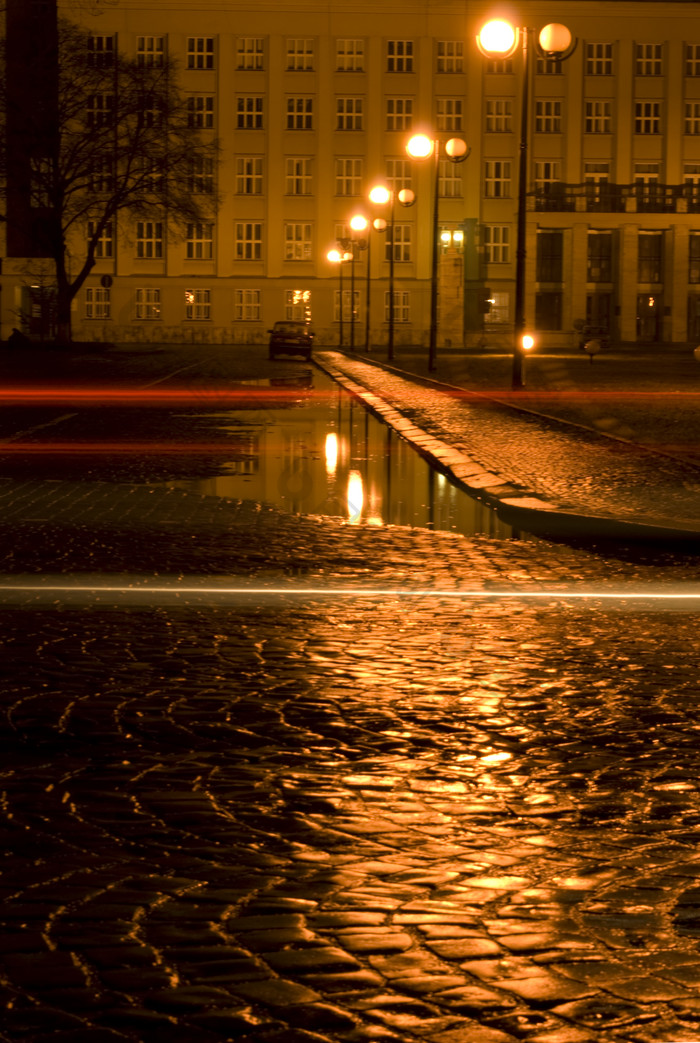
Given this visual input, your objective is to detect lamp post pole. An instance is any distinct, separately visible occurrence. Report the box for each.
[512,26,531,390]
[405,135,469,372]
[477,19,575,389]
[369,186,414,362]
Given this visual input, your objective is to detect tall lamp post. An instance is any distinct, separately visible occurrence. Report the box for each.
[477,18,575,388]
[368,184,415,361]
[327,246,352,348]
[405,134,469,372]
[349,215,369,351]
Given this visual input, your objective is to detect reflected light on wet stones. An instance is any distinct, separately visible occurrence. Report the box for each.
[325,432,338,476]
[347,469,364,524]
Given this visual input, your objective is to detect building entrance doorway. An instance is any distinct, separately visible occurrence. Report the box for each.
[636,293,661,342]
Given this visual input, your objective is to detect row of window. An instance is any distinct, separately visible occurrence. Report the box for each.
[173,93,700,136]
[534,228,700,284]
[89,35,700,78]
[84,286,414,323]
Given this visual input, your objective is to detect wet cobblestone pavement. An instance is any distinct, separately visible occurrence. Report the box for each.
[2,346,700,1041]
[313,352,700,538]
[1,486,700,1042]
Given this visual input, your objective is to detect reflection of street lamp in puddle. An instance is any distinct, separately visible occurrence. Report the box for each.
[347,469,364,524]
[325,432,338,476]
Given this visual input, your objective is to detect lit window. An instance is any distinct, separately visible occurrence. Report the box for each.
[485,292,509,324]
[187,38,214,70]
[185,288,211,320]
[286,289,311,320]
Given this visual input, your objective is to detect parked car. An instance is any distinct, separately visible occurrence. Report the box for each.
[268,321,314,360]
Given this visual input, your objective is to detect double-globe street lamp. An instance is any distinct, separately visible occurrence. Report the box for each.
[477,18,575,388]
[326,245,352,348]
[368,184,415,361]
[405,134,469,372]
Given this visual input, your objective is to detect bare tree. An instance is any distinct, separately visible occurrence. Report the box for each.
[1,16,219,341]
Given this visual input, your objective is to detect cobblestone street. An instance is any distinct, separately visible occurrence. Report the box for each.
[1,346,700,1041]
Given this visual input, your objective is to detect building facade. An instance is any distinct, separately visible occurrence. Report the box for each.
[3,0,700,350]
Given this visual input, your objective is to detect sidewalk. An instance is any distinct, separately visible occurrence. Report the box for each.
[314,348,700,542]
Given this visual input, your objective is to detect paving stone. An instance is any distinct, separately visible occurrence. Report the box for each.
[491,975,594,1007]
[332,930,414,954]
[228,979,322,1006]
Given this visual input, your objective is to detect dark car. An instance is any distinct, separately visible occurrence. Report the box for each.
[268,321,314,360]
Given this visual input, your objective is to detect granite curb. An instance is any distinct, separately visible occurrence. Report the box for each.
[314,351,700,543]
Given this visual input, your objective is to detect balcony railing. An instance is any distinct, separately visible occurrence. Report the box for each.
[530,183,700,214]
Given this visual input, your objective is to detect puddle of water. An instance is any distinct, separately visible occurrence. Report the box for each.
[168,367,520,538]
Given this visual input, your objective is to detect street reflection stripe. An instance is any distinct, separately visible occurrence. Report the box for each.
[0,582,699,600]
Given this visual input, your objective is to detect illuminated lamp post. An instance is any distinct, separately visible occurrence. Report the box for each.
[405,134,470,373]
[349,214,369,351]
[477,18,575,388]
[368,184,416,361]
[327,246,352,347]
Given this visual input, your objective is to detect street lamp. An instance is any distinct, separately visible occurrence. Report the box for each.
[349,214,369,351]
[327,246,352,347]
[368,184,415,360]
[405,134,469,372]
[477,18,575,388]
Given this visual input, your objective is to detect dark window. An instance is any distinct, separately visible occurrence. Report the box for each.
[587,232,613,282]
[535,291,562,329]
[638,232,663,282]
[536,230,563,282]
